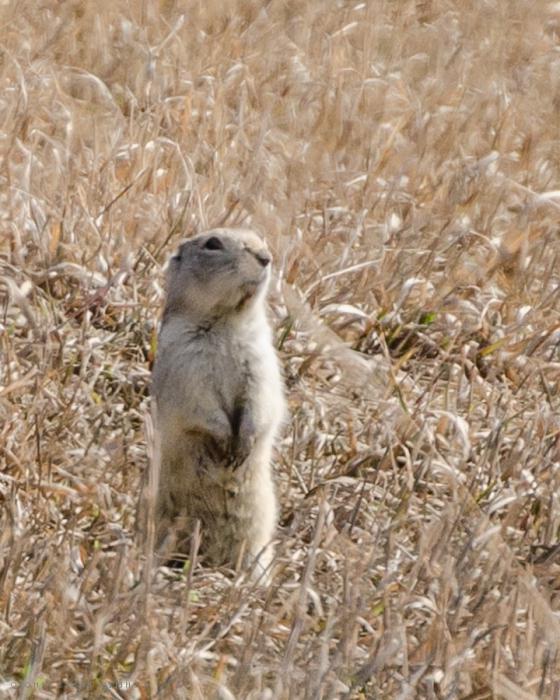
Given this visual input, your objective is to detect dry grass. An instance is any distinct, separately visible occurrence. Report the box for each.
[1,0,560,697]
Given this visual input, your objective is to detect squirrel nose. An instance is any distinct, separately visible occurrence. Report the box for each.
[255,250,271,267]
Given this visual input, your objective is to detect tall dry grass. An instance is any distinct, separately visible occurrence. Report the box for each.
[1,0,560,697]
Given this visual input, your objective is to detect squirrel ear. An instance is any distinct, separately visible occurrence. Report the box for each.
[170,243,186,263]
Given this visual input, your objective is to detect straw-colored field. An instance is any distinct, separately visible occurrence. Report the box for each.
[1,1,560,697]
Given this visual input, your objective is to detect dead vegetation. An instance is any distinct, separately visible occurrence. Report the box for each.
[1,0,560,697]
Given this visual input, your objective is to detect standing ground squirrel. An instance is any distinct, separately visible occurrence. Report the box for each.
[151,227,285,574]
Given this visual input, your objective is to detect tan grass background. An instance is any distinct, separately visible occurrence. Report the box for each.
[1,0,560,697]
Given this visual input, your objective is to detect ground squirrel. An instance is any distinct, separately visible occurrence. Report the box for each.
[151,227,285,574]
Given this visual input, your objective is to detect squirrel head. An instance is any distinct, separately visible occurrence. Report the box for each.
[163,228,273,326]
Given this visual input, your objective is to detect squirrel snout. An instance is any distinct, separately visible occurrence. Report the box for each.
[255,250,271,267]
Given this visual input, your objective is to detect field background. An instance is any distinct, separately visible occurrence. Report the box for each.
[1,0,560,697]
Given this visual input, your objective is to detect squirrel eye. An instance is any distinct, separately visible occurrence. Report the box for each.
[203,236,224,251]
